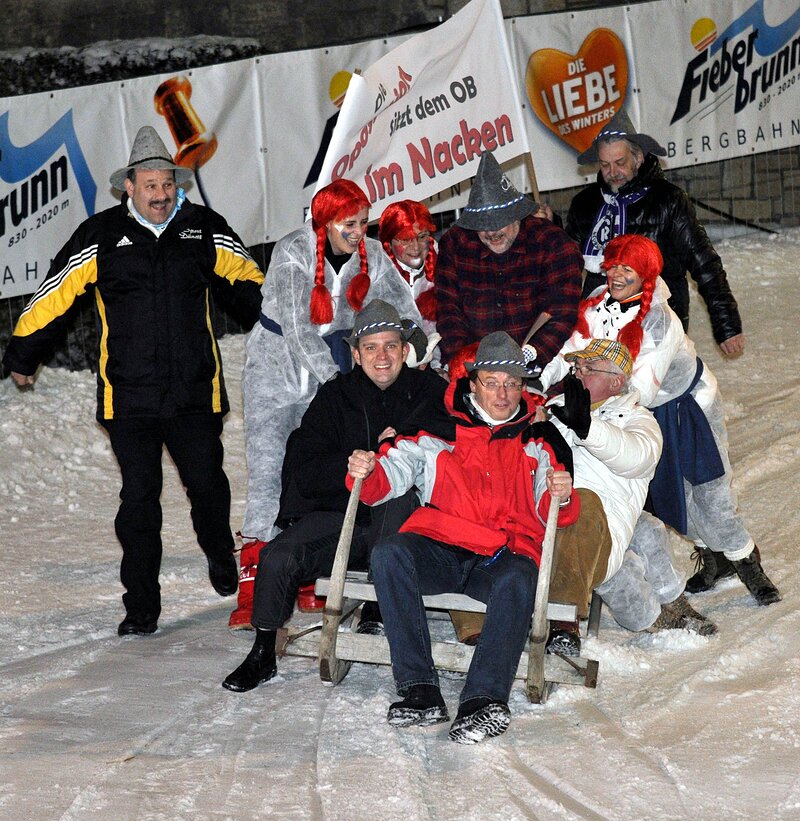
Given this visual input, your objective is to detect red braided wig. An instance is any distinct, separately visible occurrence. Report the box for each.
[575,234,663,360]
[309,180,371,325]
[448,341,480,381]
[378,200,438,321]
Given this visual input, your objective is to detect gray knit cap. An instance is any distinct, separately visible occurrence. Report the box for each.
[345,299,415,347]
[109,126,193,190]
[464,331,531,379]
[454,151,536,231]
[577,109,667,165]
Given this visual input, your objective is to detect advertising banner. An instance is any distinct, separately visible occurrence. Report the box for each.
[512,0,800,190]
[2,0,798,300]
[315,0,530,208]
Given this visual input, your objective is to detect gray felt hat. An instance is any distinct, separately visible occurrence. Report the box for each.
[454,151,537,231]
[345,299,415,347]
[109,126,194,190]
[464,331,531,379]
[577,109,667,165]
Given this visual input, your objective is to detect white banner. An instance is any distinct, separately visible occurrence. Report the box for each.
[316,0,530,208]
[512,0,800,190]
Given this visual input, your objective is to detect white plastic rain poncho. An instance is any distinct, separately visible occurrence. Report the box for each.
[241,225,424,541]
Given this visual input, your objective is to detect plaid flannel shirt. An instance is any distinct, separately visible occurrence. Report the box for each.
[434,215,583,365]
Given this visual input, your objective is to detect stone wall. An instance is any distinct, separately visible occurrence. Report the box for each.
[0,0,595,53]
[0,0,449,53]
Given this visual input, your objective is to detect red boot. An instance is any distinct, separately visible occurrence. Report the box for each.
[228,539,265,630]
[296,583,326,613]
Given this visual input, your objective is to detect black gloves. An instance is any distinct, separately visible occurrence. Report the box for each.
[551,374,592,439]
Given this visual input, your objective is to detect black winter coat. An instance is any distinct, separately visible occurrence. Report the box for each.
[3,198,263,419]
[566,154,742,344]
[276,364,447,528]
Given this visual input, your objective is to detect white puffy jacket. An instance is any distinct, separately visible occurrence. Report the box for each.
[549,388,663,581]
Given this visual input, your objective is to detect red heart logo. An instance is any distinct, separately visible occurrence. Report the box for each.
[525,29,629,154]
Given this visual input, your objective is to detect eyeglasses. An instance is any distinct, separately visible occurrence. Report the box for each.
[570,363,616,377]
[391,232,431,247]
[475,375,524,392]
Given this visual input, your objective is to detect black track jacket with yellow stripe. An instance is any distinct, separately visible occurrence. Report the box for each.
[2,198,264,420]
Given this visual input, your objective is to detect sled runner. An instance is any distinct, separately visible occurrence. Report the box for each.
[277,479,599,704]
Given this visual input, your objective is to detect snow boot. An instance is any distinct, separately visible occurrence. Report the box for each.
[732,547,782,606]
[228,539,265,630]
[667,593,718,636]
[647,595,716,636]
[685,546,736,593]
[449,698,511,745]
[387,684,449,727]
[296,583,326,613]
[222,628,277,692]
[546,619,581,657]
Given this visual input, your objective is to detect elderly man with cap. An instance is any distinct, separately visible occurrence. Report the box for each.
[566,109,744,356]
[347,331,578,744]
[2,126,264,637]
[543,338,716,656]
[222,299,446,692]
[435,151,583,368]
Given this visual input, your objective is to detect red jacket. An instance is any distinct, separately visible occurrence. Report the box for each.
[348,378,579,566]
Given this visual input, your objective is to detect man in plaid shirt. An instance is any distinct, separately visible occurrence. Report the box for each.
[435,151,583,367]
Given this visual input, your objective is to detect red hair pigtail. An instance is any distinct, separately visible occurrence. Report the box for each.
[346,238,371,313]
[310,225,333,325]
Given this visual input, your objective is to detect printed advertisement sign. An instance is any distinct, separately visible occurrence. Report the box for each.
[512,0,800,190]
[315,0,529,209]
[2,0,797,300]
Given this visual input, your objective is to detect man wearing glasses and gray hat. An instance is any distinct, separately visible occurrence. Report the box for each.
[347,331,577,744]
[435,151,583,368]
[3,126,264,638]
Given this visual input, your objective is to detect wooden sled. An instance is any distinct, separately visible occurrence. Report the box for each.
[277,479,599,704]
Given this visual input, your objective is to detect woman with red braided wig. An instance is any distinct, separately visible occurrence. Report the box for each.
[239,180,422,550]
[540,233,780,607]
[378,200,441,367]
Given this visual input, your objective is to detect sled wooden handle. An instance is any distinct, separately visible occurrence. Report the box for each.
[522,311,552,348]
[323,477,363,618]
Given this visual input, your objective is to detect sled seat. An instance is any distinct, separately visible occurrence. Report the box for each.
[277,481,600,704]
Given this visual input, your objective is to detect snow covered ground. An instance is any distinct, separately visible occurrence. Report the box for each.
[1,228,799,820]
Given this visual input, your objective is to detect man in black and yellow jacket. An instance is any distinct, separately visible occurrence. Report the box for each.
[2,126,264,637]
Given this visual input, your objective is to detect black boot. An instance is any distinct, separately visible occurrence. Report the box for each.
[685,547,735,594]
[387,684,449,727]
[222,628,277,692]
[449,697,511,745]
[356,600,384,635]
[208,551,239,597]
[546,619,581,657]
[732,547,782,606]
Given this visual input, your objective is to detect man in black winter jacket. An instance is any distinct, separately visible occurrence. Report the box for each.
[566,110,745,357]
[2,126,264,637]
[222,299,446,693]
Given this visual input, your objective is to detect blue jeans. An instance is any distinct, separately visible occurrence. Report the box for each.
[371,533,539,705]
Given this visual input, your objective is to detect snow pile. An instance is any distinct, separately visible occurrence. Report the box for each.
[1,228,799,818]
